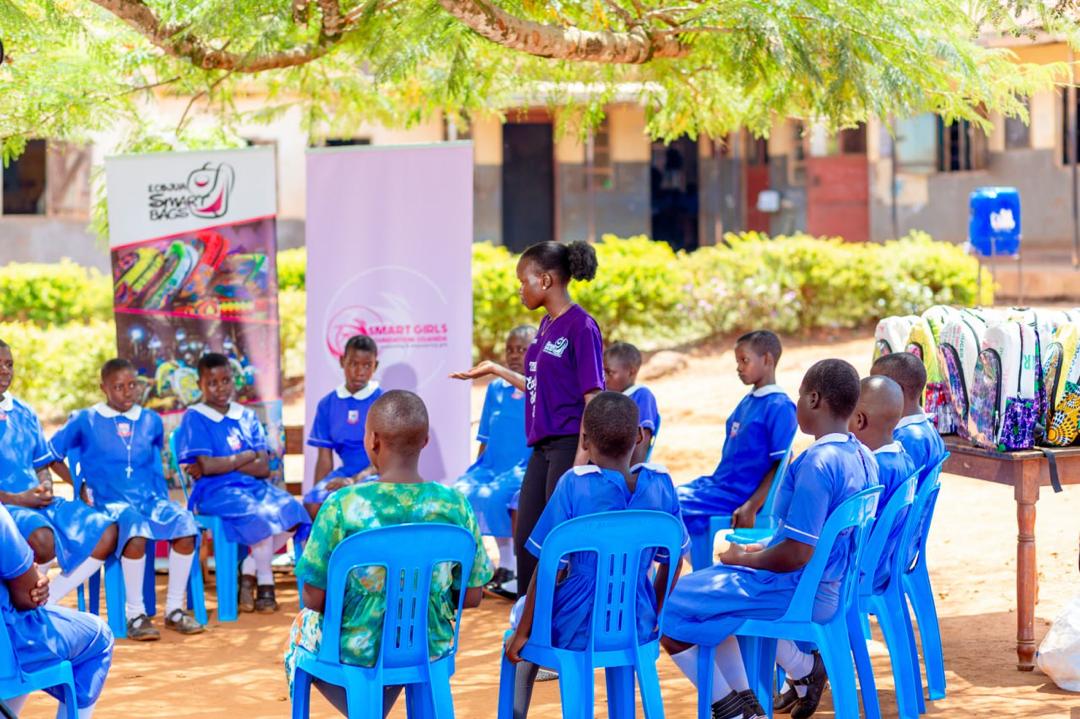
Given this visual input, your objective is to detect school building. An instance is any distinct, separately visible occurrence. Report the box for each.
[2,34,1078,297]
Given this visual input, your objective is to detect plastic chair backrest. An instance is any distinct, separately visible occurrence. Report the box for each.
[781,486,883,623]
[318,523,477,671]
[760,446,794,521]
[529,510,685,654]
[898,454,947,579]
[857,473,918,595]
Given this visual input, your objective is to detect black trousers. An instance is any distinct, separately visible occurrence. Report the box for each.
[514,434,579,597]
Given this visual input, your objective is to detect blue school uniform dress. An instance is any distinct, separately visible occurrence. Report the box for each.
[50,403,199,542]
[893,413,946,486]
[663,433,878,647]
[453,378,530,538]
[524,463,690,650]
[871,442,917,590]
[0,394,120,572]
[0,504,113,709]
[304,383,383,505]
[624,384,661,455]
[677,385,797,534]
[175,402,310,545]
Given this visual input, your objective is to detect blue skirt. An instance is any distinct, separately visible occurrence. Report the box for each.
[453,463,525,537]
[190,476,311,545]
[677,477,751,534]
[98,497,199,542]
[3,604,114,708]
[8,498,139,572]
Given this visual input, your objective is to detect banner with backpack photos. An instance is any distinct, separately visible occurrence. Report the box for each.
[304,143,474,490]
[104,147,286,485]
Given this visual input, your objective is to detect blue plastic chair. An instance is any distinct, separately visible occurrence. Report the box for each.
[496,510,686,719]
[689,446,793,570]
[0,604,78,718]
[170,432,242,623]
[901,456,949,710]
[851,473,920,719]
[694,486,882,719]
[290,523,478,718]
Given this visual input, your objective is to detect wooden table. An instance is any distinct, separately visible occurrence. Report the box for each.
[941,437,1080,671]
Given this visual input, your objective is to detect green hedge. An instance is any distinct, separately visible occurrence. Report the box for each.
[278,248,306,292]
[0,261,113,326]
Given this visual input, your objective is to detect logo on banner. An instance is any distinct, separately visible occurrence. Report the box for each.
[146,163,235,222]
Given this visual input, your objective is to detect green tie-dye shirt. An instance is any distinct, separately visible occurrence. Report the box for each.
[295,481,493,668]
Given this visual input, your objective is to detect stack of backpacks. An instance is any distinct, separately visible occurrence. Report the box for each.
[873,306,1080,452]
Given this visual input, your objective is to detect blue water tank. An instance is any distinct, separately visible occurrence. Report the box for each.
[969,187,1021,256]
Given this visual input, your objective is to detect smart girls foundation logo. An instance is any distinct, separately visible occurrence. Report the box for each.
[145,163,235,221]
[326,305,449,358]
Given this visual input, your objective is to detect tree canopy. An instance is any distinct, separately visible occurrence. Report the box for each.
[0,0,1076,159]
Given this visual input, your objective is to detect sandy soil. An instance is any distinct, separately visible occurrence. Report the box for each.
[21,331,1080,718]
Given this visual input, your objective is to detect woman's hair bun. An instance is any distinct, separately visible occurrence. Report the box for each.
[566,241,598,282]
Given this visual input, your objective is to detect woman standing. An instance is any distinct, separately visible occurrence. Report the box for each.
[452,241,604,594]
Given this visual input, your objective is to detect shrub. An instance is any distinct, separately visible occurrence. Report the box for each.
[279,288,306,380]
[277,247,306,291]
[471,242,544,360]
[0,261,112,325]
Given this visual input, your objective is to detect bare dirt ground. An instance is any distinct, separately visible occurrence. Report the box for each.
[22,331,1080,717]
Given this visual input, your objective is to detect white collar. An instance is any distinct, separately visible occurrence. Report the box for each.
[93,403,142,421]
[0,393,12,412]
[190,402,245,423]
[895,413,932,430]
[751,384,786,398]
[622,384,642,397]
[335,382,380,401]
[873,441,902,455]
[810,432,851,448]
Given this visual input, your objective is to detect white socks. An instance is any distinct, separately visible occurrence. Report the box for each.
[271,531,294,554]
[670,646,732,702]
[495,537,516,571]
[249,537,275,585]
[121,556,147,619]
[166,548,196,615]
[776,639,813,697]
[714,636,750,692]
[47,557,104,604]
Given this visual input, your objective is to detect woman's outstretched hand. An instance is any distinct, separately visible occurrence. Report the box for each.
[449,361,500,380]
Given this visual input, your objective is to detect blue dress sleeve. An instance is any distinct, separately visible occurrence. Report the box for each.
[525,472,576,559]
[476,382,498,444]
[29,410,56,469]
[48,411,83,462]
[774,453,833,548]
[175,412,211,464]
[633,387,660,434]
[307,395,335,449]
[0,505,35,582]
[767,399,798,459]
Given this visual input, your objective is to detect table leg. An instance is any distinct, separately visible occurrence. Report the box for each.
[1015,469,1039,671]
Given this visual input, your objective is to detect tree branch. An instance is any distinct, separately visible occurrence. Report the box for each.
[437,0,688,63]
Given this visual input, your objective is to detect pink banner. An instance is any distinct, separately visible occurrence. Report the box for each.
[304,143,474,488]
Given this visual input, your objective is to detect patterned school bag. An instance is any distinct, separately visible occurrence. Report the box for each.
[873,315,920,361]
[907,310,953,432]
[938,311,991,442]
[1041,321,1080,447]
[968,320,1039,451]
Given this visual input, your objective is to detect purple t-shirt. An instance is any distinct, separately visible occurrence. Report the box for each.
[524,304,605,445]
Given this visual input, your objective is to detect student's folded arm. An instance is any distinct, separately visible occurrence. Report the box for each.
[193,453,240,476]
[7,565,48,611]
[237,450,271,478]
[724,538,813,573]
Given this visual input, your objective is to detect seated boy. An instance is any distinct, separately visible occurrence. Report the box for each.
[303,335,383,518]
[454,326,536,598]
[50,358,205,640]
[603,341,661,466]
[660,359,878,719]
[504,391,690,716]
[175,353,310,614]
[285,390,492,718]
[1,503,114,718]
[870,352,946,486]
[0,340,132,605]
[772,374,914,716]
[678,331,797,559]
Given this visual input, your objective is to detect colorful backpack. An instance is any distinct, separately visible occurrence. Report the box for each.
[906,314,950,432]
[873,315,919,362]
[968,320,1039,451]
[1041,322,1080,447]
[938,312,991,441]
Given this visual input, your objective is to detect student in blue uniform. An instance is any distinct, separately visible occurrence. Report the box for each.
[50,359,205,641]
[504,391,690,716]
[660,359,878,719]
[453,326,535,599]
[678,330,797,552]
[303,335,383,518]
[175,353,310,614]
[0,502,114,718]
[870,352,947,486]
[0,340,130,607]
[603,341,661,466]
[772,374,914,715]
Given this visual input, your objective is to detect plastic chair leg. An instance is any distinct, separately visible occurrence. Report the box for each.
[496,652,516,719]
[848,608,881,719]
[290,667,312,719]
[817,623,858,719]
[876,591,920,719]
[635,646,666,719]
[696,644,714,719]
[901,592,927,714]
[345,676,386,719]
[59,680,79,719]
[186,536,209,626]
[861,612,872,641]
[103,560,127,640]
[605,665,636,719]
[214,532,240,622]
[427,658,456,719]
[143,543,157,617]
[905,564,945,701]
[76,584,86,613]
[557,655,594,719]
[88,570,101,615]
[404,679,437,719]
[751,637,777,717]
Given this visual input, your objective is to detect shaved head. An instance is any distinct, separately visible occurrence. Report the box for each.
[368,390,429,455]
[859,376,905,430]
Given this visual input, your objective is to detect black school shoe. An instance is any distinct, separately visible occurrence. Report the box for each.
[773,681,799,714]
[738,690,768,719]
[126,613,161,641]
[485,567,517,601]
[239,574,257,613]
[255,584,279,613]
[790,651,829,719]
